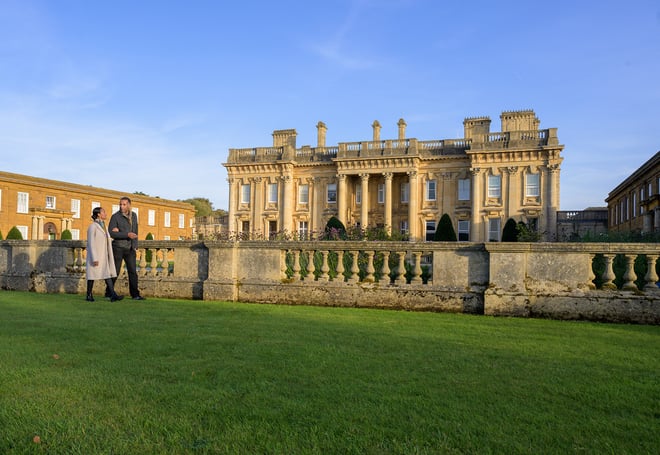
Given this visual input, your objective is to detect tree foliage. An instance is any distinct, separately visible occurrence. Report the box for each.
[433,214,457,241]
[502,218,518,242]
[61,230,73,240]
[6,226,23,240]
[324,216,347,240]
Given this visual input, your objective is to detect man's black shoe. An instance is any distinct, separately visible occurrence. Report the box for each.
[110,295,124,302]
[132,296,146,300]
[85,295,95,302]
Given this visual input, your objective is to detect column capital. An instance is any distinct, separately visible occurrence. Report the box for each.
[470,167,481,176]
[407,170,418,178]
[359,173,370,181]
[337,174,347,182]
[547,163,560,173]
[383,172,393,180]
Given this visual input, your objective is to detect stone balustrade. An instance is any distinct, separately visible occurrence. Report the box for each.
[1,239,658,324]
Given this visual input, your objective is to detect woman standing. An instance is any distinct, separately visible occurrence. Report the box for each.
[86,207,123,302]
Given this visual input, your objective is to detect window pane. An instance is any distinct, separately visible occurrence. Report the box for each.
[268,183,278,203]
[526,173,539,197]
[426,180,436,201]
[377,184,384,204]
[241,184,250,204]
[299,184,309,204]
[401,183,409,203]
[488,175,501,198]
[458,179,470,201]
[327,183,337,203]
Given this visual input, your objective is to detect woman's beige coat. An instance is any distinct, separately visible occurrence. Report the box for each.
[86,221,117,281]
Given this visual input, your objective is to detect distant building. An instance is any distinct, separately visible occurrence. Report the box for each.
[194,215,228,240]
[0,171,195,240]
[223,110,564,242]
[606,151,660,233]
[556,207,608,241]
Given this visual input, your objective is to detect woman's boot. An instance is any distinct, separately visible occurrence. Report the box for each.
[86,280,95,302]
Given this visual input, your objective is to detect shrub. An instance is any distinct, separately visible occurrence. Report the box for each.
[433,214,457,241]
[502,218,518,242]
[145,233,154,263]
[324,216,346,240]
[61,230,72,240]
[6,227,23,240]
[0,230,3,240]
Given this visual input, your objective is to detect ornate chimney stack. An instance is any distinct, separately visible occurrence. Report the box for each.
[372,120,381,141]
[397,118,407,140]
[272,129,297,148]
[463,116,491,140]
[316,121,327,147]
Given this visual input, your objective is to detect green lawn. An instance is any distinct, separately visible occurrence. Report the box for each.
[0,290,658,454]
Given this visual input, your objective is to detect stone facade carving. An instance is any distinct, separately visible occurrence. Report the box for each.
[224,110,564,241]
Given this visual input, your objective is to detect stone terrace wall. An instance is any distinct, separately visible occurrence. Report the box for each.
[1,240,658,324]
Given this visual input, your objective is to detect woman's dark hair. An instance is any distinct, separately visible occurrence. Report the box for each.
[92,207,103,220]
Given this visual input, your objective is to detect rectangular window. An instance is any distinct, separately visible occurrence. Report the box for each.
[17,192,29,213]
[132,207,138,219]
[71,199,80,218]
[401,183,409,203]
[241,184,250,204]
[298,184,309,204]
[164,211,171,227]
[488,175,501,198]
[298,221,309,239]
[488,218,501,241]
[17,225,28,239]
[458,220,470,241]
[425,221,436,241]
[46,196,56,209]
[400,220,409,234]
[178,214,185,229]
[525,173,540,197]
[268,183,278,203]
[109,203,117,213]
[632,192,637,218]
[164,235,170,241]
[356,184,362,204]
[649,183,653,197]
[70,229,80,240]
[458,179,470,201]
[426,180,436,201]
[327,183,337,203]
[377,183,385,204]
[148,209,156,226]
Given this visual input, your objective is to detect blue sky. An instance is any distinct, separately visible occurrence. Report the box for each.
[1,0,659,211]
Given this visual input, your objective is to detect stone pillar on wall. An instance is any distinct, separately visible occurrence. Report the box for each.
[337,174,347,225]
[384,172,393,235]
[546,164,560,241]
[360,173,370,228]
[397,118,406,140]
[372,120,381,141]
[252,177,263,236]
[408,171,419,240]
[470,168,482,242]
[311,177,320,233]
[316,121,327,148]
[505,166,519,220]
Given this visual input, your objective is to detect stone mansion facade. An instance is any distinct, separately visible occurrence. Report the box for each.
[223,110,564,242]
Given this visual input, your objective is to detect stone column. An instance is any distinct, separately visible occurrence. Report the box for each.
[408,171,419,240]
[545,164,560,241]
[310,177,319,233]
[282,175,293,233]
[372,120,381,141]
[505,166,519,220]
[384,172,393,235]
[337,174,347,225]
[654,208,660,232]
[252,177,263,236]
[397,118,407,140]
[227,178,236,235]
[360,173,370,229]
[31,216,38,240]
[470,168,482,242]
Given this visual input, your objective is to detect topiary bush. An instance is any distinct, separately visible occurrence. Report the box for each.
[145,232,154,263]
[61,229,73,240]
[324,216,346,240]
[0,230,3,240]
[501,218,518,242]
[433,214,457,241]
[6,226,23,240]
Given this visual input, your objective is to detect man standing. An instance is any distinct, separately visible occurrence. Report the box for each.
[108,196,146,300]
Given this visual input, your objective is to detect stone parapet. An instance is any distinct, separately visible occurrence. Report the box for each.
[1,240,659,324]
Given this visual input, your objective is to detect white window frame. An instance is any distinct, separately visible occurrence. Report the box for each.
[488,175,501,198]
[298,184,309,204]
[148,209,156,226]
[458,220,470,241]
[298,221,309,239]
[426,180,436,201]
[327,183,337,204]
[241,184,250,204]
[400,220,409,235]
[17,192,29,213]
[70,229,80,240]
[109,203,117,214]
[178,214,185,229]
[458,179,470,201]
[164,211,171,228]
[377,183,385,204]
[488,218,501,241]
[525,173,540,197]
[356,184,362,205]
[268,183,278,204]
[17,225,28,239]
[46,196,56,209]
[425,220,436,241]
[71,199,81,218]
[400,183,409,203]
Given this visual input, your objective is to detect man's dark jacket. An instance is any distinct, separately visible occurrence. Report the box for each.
[108,211,139,250]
